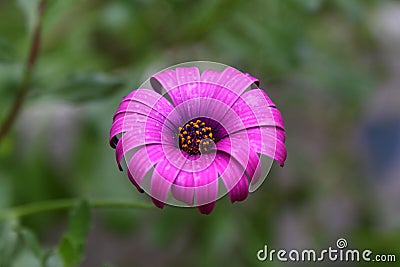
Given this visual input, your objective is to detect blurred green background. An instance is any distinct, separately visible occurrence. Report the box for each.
[1,0,400,266]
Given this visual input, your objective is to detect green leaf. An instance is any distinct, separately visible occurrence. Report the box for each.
[19,228,42,259]
[54,72,126,103]
[0,38,15,63]
[0,220,20,267]
[0,222,45,267]
[58,235,77,267]
[12,249,41,267]
[67,200,91,241]
[57,200,91,267]
[16,0,40,34]
[44,252,63,267]
[0,177,12,209]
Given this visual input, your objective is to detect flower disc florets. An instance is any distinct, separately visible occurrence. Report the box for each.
[178,119,215,155]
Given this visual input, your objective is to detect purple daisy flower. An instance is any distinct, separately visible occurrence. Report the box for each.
[110,62,286,214]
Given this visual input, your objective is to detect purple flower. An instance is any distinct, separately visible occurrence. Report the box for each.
[110,63,286,214]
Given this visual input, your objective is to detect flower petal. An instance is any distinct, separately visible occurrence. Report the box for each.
[150,69,182,106]
[228,175,249,203]
[110,113,162,148]
[110,114,141,148]
[110,89,177,148]
[193,156,218,214]
[220,92,283,134]
[200,69,222,96]
[115,130,162,170]
[198,201,216,215]
[201,68,256,108]
[216,67,242,88]
[200,67,259,106]
[241,87,276,107]
[127,170,144,193]
[113,101,175,131]
[176,67,201,102]
[119,89,175,119]
[248,127,287,167]
[228,127,286,166]
[127,145,164,191]
[244,72,260,86]
[167,97,244,134]
[150,153,187,209]
[171,161,195,206]
[216,136,262,189]
[214,152,249,203]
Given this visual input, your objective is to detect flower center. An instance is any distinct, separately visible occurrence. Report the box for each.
[178,119,215,155]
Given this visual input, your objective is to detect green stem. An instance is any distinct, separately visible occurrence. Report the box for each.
[0,198,156,221]
[0,0,47,143]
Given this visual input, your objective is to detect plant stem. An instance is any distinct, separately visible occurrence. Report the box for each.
[0,0,47,143]
[0,198,156,221]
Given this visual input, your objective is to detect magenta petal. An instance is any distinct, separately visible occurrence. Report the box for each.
[113,101,175,131]
[166,97,237,130]
[227,88,281,132]
[127,145,164,189]
[176,67,201,102]
[150,154,186,208]
[199,67,259,107]
[213,68,257,106]
[119,89,175,118]
[228,174,249,203]
[109,113,148,148]
[198,202,216,215]
[127,170,144,193]
[241,88,276,107]
[244,72,259,86]
[194,161,218,214]
[214,152,249,203]
[110,114,165,140]
[200,69,222,97]
[150,69,182,106]
[152,198,165,209]
[250,128,287,167]
[115,127,166,169]
[216,136,261,181]
[216,67,242,87]
[226,102,283,133]
[231,127,287,166]
[109,94,176,148]
[171,161,194,206]
[199,69,225,115]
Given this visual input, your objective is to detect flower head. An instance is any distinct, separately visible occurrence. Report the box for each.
[110,62,286,214]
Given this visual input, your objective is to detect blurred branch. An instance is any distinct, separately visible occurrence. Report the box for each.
[0,0,46,143]
[0,198,156,221]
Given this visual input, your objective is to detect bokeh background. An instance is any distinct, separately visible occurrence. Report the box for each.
[1,0,400,266]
